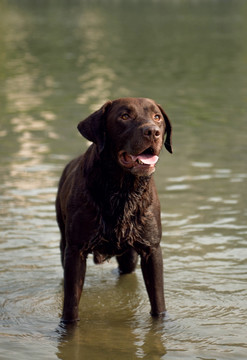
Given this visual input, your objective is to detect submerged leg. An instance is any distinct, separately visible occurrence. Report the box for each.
[116,248,139,274]
[141,245,166,316]
[62,245,86,323]
[60,236,66,268]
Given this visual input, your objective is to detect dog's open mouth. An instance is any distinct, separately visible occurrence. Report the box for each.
[118,147,159,170]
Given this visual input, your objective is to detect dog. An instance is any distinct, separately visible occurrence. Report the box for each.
[56,97,172,323]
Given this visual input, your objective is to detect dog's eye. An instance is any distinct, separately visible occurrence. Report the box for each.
[154,114,161,121]
[121,114,130,120]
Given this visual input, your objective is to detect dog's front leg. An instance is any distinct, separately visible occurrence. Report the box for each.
[141,245,166,317]
[62,245,86,323]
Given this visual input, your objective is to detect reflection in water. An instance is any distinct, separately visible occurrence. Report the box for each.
[76,12,116,110]
[2,7,58,192]
[77,66,116,111]
[0,0,247,359]
[57,319,168,360]
[56,268,167,360]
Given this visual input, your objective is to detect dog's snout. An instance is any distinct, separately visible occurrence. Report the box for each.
[143,125,161,140]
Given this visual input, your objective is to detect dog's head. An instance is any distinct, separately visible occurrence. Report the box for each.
[78,97,172,176]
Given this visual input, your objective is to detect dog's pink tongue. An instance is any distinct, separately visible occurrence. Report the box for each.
[134,154,159,165]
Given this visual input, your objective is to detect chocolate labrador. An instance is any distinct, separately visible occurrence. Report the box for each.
[56,97,172,323]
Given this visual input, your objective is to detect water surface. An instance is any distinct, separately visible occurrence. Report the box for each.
[0,1,247,359]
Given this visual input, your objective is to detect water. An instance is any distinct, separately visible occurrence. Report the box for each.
[0,0,247,359]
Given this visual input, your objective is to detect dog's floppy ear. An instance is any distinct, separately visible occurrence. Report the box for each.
[157,104,173,154]
[77,101,112,153]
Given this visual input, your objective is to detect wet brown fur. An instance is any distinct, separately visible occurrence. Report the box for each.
[56,97,172,323]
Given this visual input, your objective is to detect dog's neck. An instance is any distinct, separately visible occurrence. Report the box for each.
[82,145,154,249]
[84,144,152,195]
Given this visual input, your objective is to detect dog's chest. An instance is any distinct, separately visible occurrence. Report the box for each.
[89,189,151,262]
[102,192,146,243]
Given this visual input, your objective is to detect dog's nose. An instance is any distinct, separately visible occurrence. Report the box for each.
[143,125,161,140]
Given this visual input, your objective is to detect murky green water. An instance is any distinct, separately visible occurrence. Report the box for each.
[0,0,247,359]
